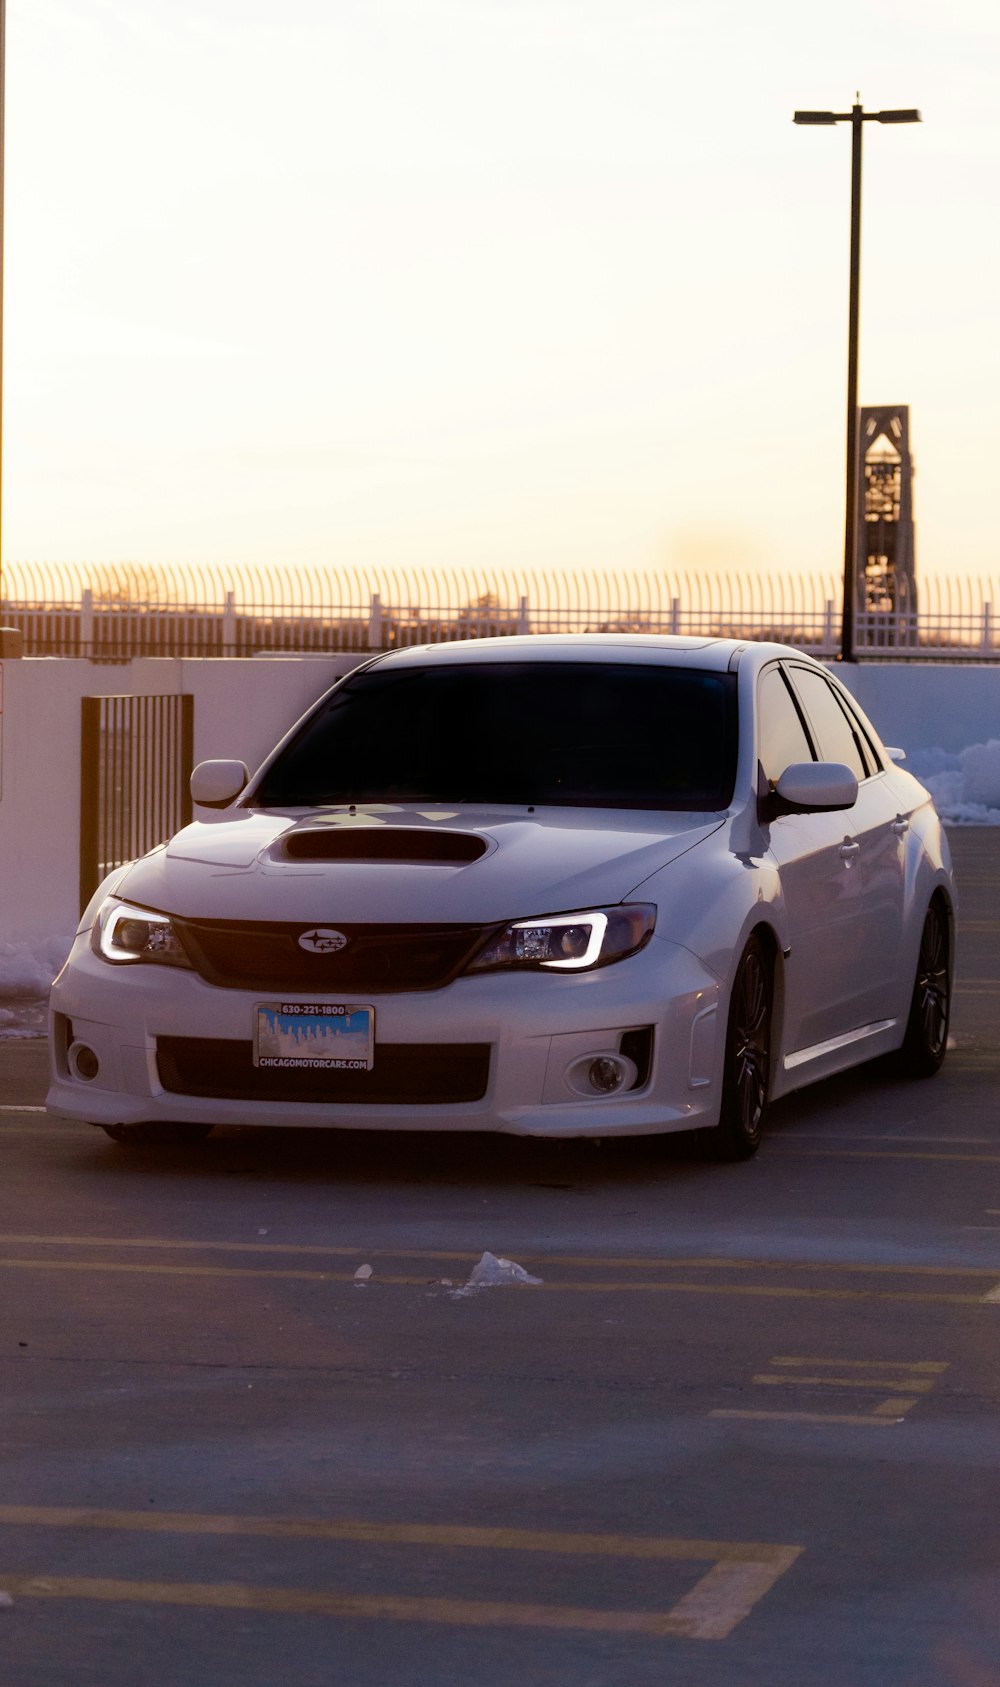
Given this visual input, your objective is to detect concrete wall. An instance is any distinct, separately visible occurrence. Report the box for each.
[2,651,999,951]
[836,664,1000,756]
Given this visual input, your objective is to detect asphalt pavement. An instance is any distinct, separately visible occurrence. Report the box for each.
[1,827,999,1687]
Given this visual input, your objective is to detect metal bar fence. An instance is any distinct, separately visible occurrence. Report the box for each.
[9,564,1000,663]
[79,693,194,914]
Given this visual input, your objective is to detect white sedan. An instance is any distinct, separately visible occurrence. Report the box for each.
[47,636,954,1158]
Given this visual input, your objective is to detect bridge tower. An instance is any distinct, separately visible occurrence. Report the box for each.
[856,405,917,614]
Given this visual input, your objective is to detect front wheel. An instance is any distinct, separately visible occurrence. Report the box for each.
[100,1122,214,1146]
[700,935,772,1162]
[896,899,950,1078]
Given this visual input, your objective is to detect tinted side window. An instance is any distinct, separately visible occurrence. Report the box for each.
[786,668,868,781]
[757,666,815,783]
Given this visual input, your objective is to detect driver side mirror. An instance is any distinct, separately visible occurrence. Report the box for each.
[190,759,250,809]
[759,760,859,821]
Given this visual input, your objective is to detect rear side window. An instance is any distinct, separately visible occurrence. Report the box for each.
[786,668,870,781]
[253,661,739,812]
[757,666,815,783]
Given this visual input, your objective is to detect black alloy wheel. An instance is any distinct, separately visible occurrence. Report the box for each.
[897,899,950,1078]
[701,934,772,1161]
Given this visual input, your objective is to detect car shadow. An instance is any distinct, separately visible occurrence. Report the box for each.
[68,1051,961,1194]
[75,1115,720,1195]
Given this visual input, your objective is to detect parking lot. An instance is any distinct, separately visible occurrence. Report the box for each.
[1,826,999,1686]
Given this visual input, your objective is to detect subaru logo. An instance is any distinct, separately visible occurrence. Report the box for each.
[297,927,348,954]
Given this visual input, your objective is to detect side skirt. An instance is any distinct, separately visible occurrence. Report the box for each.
[773,1018,900,1100]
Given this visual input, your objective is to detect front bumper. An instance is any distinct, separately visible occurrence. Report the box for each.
[47,932,722,1138]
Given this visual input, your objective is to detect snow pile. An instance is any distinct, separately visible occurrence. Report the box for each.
[909,740,1000,825]
[0,937,72,999]
[0,935,73,1038]
[956,741,1000,808]
[450,1251,543,1297]
[0,1003,47,1038]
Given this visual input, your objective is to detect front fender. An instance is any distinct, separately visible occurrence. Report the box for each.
[629,822,788,990]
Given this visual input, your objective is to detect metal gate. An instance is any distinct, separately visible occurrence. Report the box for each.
[80,694,194,913]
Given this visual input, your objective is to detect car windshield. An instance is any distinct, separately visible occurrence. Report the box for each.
[252,660,738,812]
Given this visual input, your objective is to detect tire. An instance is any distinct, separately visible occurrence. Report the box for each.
[100,1122,214,1146]
[896,899,950,1078]
[700,935,772,1162]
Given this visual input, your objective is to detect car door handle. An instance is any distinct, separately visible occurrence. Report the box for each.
[838,841,860,865]
[892,818,909,836]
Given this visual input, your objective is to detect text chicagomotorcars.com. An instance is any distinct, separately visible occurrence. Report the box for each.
[257,1057,368,1070]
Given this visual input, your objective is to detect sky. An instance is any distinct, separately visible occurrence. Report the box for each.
[4,0,999,592]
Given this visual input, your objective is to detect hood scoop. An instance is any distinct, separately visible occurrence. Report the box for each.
[279,827,490,866]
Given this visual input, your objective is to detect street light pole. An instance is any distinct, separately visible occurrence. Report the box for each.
[793,101,921,663]
[0,0,6,612]
[844,103,863,666]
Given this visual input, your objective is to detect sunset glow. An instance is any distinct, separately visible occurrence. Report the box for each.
[5,0,998,584]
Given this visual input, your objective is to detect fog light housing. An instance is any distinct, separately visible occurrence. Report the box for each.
[564,1051,639,1099]
[69,1041,100,1082]
[588,1056,628,1094]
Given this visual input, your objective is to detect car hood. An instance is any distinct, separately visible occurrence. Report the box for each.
[118,805,725,924]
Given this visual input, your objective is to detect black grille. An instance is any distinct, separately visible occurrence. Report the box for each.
[157,1038,491,1105]
[173,919,493,993]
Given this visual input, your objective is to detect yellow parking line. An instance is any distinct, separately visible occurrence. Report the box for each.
[0,1255,989,1304]
[2,1235,1000,1279]
[767,1357,947,1371]
[0,1505,789,1563]
[772,1147,1000,1164]
[716,1354,946,1426]
[797,1133,993,1143]
[0,1573,767,1639]
[0,1509,804,1641]
[750,1374,936,1392]
[0,1233,471,1262]
[710,1410,905,1427]
[0,1257,367,1284]
[944,1066,1000,1073]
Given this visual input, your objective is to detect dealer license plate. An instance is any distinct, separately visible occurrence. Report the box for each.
[253,1002,375,1071]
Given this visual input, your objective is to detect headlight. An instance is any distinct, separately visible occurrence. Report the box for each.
[465,905,655,974]
[93,898,191,968]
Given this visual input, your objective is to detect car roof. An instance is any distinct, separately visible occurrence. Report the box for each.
[363,634,815,675]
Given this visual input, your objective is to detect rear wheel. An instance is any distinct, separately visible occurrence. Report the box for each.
[897,899,950,1077]
[100,1122,214,1146]
[700,935,772,1161]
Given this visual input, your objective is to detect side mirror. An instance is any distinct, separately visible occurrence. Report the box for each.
[772,761,859,815]
[190,759,249,809]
